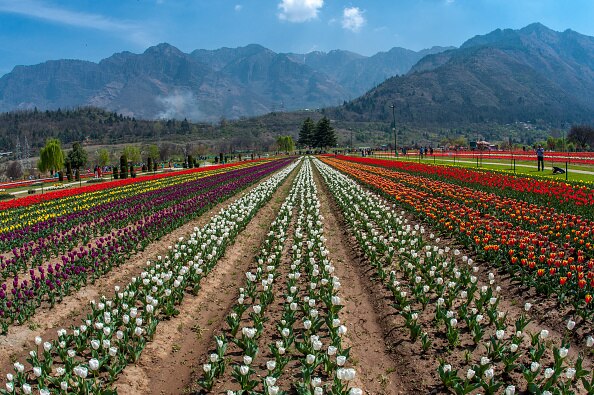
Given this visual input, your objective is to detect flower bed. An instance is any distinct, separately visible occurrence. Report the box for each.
[0,159,298,394]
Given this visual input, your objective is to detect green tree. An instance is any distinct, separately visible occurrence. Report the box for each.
[181,118,191,134]
[314,117,336,148]
[298,117,315,147]
[122,146,141,164]
[97,148,110,167]
[65,159,73,181]
[147,144,160,161]
[120,155,128,179]
[37,138,64,175]
[540,136,565,151]
[276,136,295,152]
[67,142,88,181]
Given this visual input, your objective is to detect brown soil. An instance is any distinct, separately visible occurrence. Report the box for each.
[0,173,279,377]
[317,160,593,394]
[114,167,299,394]
[313,166,419,394]
[200,179,300,395]
[4,158,591,395]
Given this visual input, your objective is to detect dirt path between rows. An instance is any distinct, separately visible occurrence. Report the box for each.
[312,166,410,394]
[0,173,280,377]
[318,159,593,393]
[114,166,299,394]
[202,185,298,395]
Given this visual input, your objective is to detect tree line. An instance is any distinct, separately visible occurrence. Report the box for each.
[297,116,337,148]
[0,107,219,151]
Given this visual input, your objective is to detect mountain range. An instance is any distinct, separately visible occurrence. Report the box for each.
[2,23,594,128]
[331,23,594,126]
[0,44,451,122]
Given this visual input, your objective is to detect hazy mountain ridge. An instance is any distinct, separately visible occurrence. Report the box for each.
[332,23,594,126]
[0,43,449,121]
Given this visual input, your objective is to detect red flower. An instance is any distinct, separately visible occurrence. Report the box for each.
[560,277,567,285]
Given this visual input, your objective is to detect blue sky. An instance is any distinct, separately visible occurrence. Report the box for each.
[1,0,593,76]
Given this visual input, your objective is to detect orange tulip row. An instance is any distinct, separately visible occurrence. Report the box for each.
[322,157,594,318]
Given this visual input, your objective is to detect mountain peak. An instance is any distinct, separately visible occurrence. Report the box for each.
[520,22,553,34]
[461,23,559,49]
[144,43,185,57]
[336,22,594,127]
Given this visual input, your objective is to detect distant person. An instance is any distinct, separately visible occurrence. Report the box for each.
[536,145,544,171]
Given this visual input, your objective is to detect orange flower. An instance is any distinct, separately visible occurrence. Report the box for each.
[586,294,593,304]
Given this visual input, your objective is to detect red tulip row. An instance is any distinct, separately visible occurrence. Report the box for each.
[0,160,263,211]
[322,157,594,319]
[334,155,594,208]
[336,160,593,260]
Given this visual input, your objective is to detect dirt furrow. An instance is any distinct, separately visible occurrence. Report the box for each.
[313,166,409,394]
[0,173,279,375]
[113,166,299,395]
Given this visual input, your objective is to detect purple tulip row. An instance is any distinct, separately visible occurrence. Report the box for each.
[0,167,252,277]
[0,165,242,250]
[0,158,294,334]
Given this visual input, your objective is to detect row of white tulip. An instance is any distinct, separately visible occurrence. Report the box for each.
[197,157,300,393]
[198,158,361,395]
[0,160,299,395]
[265,159,359,395]
[314,158,593,395]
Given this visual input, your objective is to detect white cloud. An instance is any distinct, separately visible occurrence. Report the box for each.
[278,0,323,23]
[0,0,152,46]
[342,7,365,32]
[234,4,242,12]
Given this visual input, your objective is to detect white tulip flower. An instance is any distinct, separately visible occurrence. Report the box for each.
[466,369,475,380]
[89,359,99,371]
[559,347,568,358]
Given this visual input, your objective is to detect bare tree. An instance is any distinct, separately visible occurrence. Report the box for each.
[6,161,23,180]
[159,142,176,161]
[568,125,594,150]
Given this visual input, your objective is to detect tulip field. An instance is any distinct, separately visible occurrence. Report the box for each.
[0,154,593,394]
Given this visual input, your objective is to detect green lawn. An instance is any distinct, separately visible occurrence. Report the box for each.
[370,154,594,184]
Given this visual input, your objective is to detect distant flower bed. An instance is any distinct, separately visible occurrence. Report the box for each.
[46,184,67,190]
